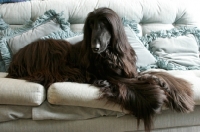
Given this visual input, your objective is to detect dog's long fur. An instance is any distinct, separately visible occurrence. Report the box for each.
[6,8,194,132]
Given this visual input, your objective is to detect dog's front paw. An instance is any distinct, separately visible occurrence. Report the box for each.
[137,73,169,92]
[93,80,110,87]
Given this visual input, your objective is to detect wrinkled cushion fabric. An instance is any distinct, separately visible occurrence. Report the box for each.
[32,101,123,120]
[47,82,128,113]
[0,105,32,122]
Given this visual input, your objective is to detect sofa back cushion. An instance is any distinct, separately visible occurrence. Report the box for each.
[1,0,200,32]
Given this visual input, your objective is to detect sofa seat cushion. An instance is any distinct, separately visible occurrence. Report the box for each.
[47,70,200,112]
[0,72,7,78]
[47,82,128,113]
[32,101,123,121]
[0,73,46,106]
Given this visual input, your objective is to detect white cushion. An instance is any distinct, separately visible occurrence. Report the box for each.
[145,69,200,105]
[0,77,46,106]
[48,69,200,112]
[152,34,199,65]
[0,2,31,25]
[0,72,7,78]
[47,82,128,113]
[166,70,200,105]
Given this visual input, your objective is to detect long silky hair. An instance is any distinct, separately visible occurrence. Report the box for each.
[80,8,137,78]
[6,7,194,132]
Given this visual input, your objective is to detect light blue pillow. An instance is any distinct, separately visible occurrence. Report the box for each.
[42,25,157,71]
[0,17,9,71]
[124,26,156,70]
[0,50,6,71]
[0,9,73,72]
[122,17,158,71]
[122,17,139,34]
[140,26,200,70]
[0,17,9,31]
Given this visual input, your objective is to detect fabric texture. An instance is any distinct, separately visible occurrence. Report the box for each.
[0,17,8,30]
[64,34,83,44]
[0,72,7,77]
[47,82,127,113]
[124,26,156,70]
[32,101,123,120]
[140,27,200,70]
[0,9,72,72]
[0,77,46,106]
[0,100,122,123]
[1,114,200,132]
[0,17,9,72]
[0,105,32,122]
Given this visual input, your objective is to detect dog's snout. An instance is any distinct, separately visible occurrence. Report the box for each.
[94,48,99,51]
[91,43,100,53]
[92,48,100,52]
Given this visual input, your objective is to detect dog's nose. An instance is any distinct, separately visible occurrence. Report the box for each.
[92,48,99,52]
[92,43,100,52]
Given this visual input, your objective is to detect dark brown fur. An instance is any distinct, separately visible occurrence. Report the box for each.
[6,8,194,132]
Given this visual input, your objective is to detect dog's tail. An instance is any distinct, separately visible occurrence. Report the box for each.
[145,71,194,113]
[97,71,194,132]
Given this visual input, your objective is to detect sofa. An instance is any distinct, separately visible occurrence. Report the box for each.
[0,0,200,132]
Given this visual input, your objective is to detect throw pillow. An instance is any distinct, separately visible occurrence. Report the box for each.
[0,17,9,71]
[141,26,200,70]
[124,26,157,69]
[0,17,9,31]
[0,9,75,72]
[42,25,157,71]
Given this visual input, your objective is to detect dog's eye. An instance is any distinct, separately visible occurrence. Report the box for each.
[99,20,110,30]
[100,21,108,28]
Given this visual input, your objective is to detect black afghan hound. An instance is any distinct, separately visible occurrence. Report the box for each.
[6,7,194,132]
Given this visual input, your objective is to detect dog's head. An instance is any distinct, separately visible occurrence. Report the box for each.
[89,17,111,53]
[83,7,126,54]
[81,7,137,78]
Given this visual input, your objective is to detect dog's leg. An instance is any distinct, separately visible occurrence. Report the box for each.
[137,73,169,92]
[93,80,110,87]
